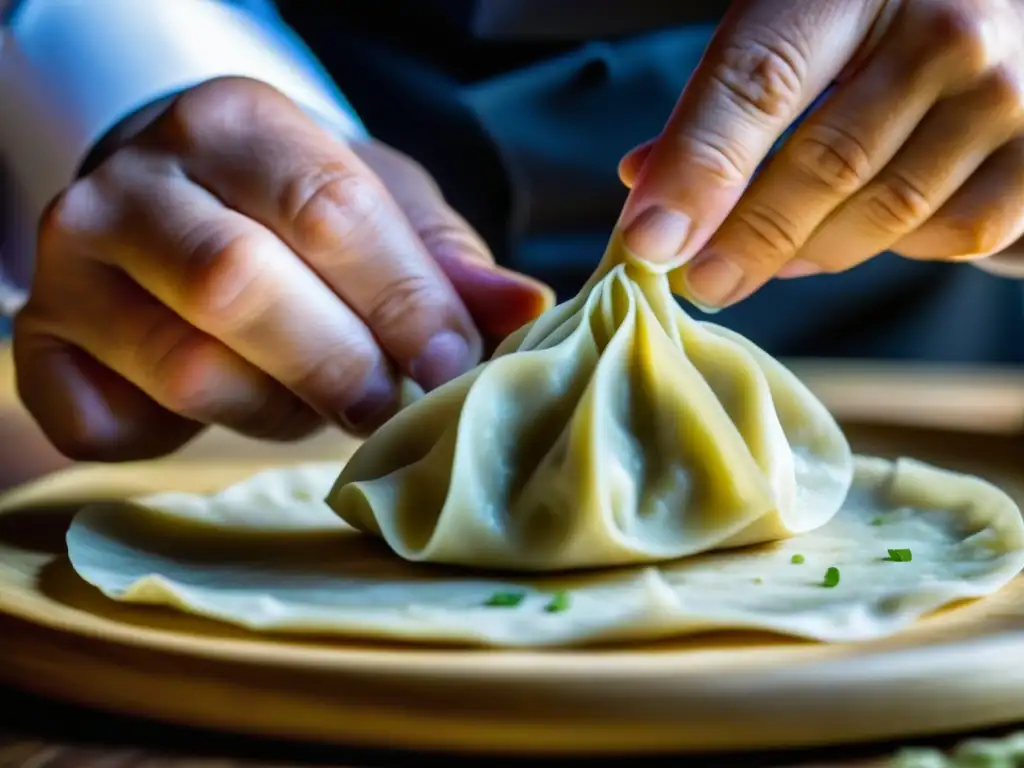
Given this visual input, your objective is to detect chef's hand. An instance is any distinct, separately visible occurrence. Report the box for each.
[14,77,552,461]
[619,0,1024,308]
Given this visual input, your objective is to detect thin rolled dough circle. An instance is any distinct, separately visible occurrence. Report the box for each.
[66,455,1024,648]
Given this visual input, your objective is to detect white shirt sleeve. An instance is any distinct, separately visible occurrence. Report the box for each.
[0,0,368,316]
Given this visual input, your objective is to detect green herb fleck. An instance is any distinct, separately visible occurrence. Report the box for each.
[870,516,885,526]
[485,591,526,608]
[544,591,571,613]
[823,566,840,588]
[887,548,913,562]
[752,577,764,584]
[791,554,805,564]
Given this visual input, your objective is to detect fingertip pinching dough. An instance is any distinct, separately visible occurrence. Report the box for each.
[66,233,1024,647]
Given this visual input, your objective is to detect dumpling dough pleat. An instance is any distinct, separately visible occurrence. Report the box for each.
[326,236,854,571]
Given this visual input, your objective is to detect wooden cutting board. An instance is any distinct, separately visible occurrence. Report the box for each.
[2,343,1024,755]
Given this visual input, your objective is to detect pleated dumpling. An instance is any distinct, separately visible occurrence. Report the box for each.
[325,235,855,571]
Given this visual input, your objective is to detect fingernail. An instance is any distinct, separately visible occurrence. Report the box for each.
[684,253,745,308]
[776,259,823,279]
[341,362,398,433]
[622,206,692,265]
[410,329,473,391]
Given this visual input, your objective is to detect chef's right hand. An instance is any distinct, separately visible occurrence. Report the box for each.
[14,77,552,461]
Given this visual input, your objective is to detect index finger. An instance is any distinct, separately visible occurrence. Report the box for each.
[620,0,878,271]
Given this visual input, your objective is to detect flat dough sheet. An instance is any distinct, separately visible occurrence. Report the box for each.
[66,456,1024,648]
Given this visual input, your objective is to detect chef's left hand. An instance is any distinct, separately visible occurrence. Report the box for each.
[619,0,1024,308]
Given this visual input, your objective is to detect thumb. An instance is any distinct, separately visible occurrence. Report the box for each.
[352,141,555,344]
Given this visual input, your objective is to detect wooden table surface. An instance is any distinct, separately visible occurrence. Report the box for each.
[1,342,1023,767]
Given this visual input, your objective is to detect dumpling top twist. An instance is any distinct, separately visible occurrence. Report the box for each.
[326,235,854,571]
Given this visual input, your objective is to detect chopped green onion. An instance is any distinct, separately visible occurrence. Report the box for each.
[870,516,885,526]
[544,591,571,613]
[791,554,805,564]
[823,566,840,588]
[887,548,913,562]
[485,591,526,607]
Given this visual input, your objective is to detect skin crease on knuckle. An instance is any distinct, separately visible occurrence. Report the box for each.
[414,218,492,264]
[667,129,752,188]
[284,338,384,424]
[365,272,453,349]
[281,165,387,258]
[861,172,935,240]
[788,124,875,197]
[174,227,277,337]
[730,204,803,267]
[710,33,808,126]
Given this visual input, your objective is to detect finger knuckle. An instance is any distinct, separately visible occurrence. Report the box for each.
[38,179,104,247]
[712,34,807,123]
[669,130,751,186]
[789,125,873,194]
[90,143,143,184]
[160,77,273,151]
[281,165,388,255]
[922,3,994,75]
[980,66,1024,124]
[177,228,270,333]
[862,174,933,235]
[730,204,802,262]
[367,272,448,340]
[416,217,490,261]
